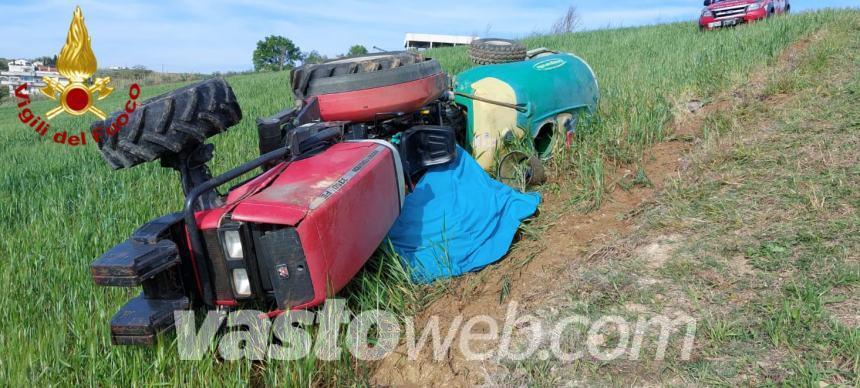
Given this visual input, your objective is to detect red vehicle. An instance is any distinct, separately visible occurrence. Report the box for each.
[699,0,790,30]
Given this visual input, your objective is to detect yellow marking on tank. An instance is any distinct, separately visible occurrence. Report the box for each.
[470,77,522,170]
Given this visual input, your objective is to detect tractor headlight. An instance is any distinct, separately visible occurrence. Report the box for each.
[222,230,244,260]
[748,2,762,10]
[232,268,252,297]
[702,8,714,18]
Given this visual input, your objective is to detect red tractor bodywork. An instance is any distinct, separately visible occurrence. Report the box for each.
[699,0,790,30]
[194,141,404,310]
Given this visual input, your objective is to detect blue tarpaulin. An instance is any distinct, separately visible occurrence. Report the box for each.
[388,146,541,283]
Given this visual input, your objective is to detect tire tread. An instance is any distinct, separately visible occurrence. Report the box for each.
[93,78,242,170]
[469,38,527,65]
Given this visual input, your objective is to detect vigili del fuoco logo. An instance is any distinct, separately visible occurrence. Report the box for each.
[13,6,141,147]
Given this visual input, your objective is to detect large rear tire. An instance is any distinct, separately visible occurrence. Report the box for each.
[95,78,242,170]
[469,38,527,65]
[291,52,441,99]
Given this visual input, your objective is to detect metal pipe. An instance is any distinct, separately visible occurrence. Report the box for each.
[183,147,290,306]
[453,91,528,113]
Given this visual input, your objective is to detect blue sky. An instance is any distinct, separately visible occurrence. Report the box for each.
[1,0,856,73]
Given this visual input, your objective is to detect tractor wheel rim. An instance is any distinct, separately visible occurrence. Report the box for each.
[498,151,531,191]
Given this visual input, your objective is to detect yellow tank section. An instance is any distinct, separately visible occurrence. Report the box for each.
[469,77,524,170]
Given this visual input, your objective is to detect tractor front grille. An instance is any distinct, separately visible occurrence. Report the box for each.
[713,5,748,19]
[251,225,314,309]
[201,223,314,308]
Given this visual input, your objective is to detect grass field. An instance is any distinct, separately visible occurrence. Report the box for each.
[496,14,860,385]
[0,9,856,385]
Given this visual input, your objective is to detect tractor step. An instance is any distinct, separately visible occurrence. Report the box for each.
[110,293,190,345]
[91,239,180,287]
[130,212,183,244]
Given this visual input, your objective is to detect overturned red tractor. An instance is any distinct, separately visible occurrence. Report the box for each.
[91,47,598,345]
[92,52,458,345]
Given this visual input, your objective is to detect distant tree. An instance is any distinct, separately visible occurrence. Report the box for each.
[253,35,301,71]
[550,5,581,34]
[303,50,327,64]
[347,45,369,57]
[33,55,57,66]
[129,65,153,80]
[0,69,7,103]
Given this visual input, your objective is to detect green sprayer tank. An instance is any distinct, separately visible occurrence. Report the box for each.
[453,52,599,170]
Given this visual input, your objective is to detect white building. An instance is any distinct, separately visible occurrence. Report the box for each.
[404,33,478,50]
[1,59,66,96]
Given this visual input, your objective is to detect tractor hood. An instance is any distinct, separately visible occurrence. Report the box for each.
[227,142,395,227]
[192,141,402,230]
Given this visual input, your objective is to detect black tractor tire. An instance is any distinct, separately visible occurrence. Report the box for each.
[469,38,527,65]
[95,78,242,170]
[291,52,441,99]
